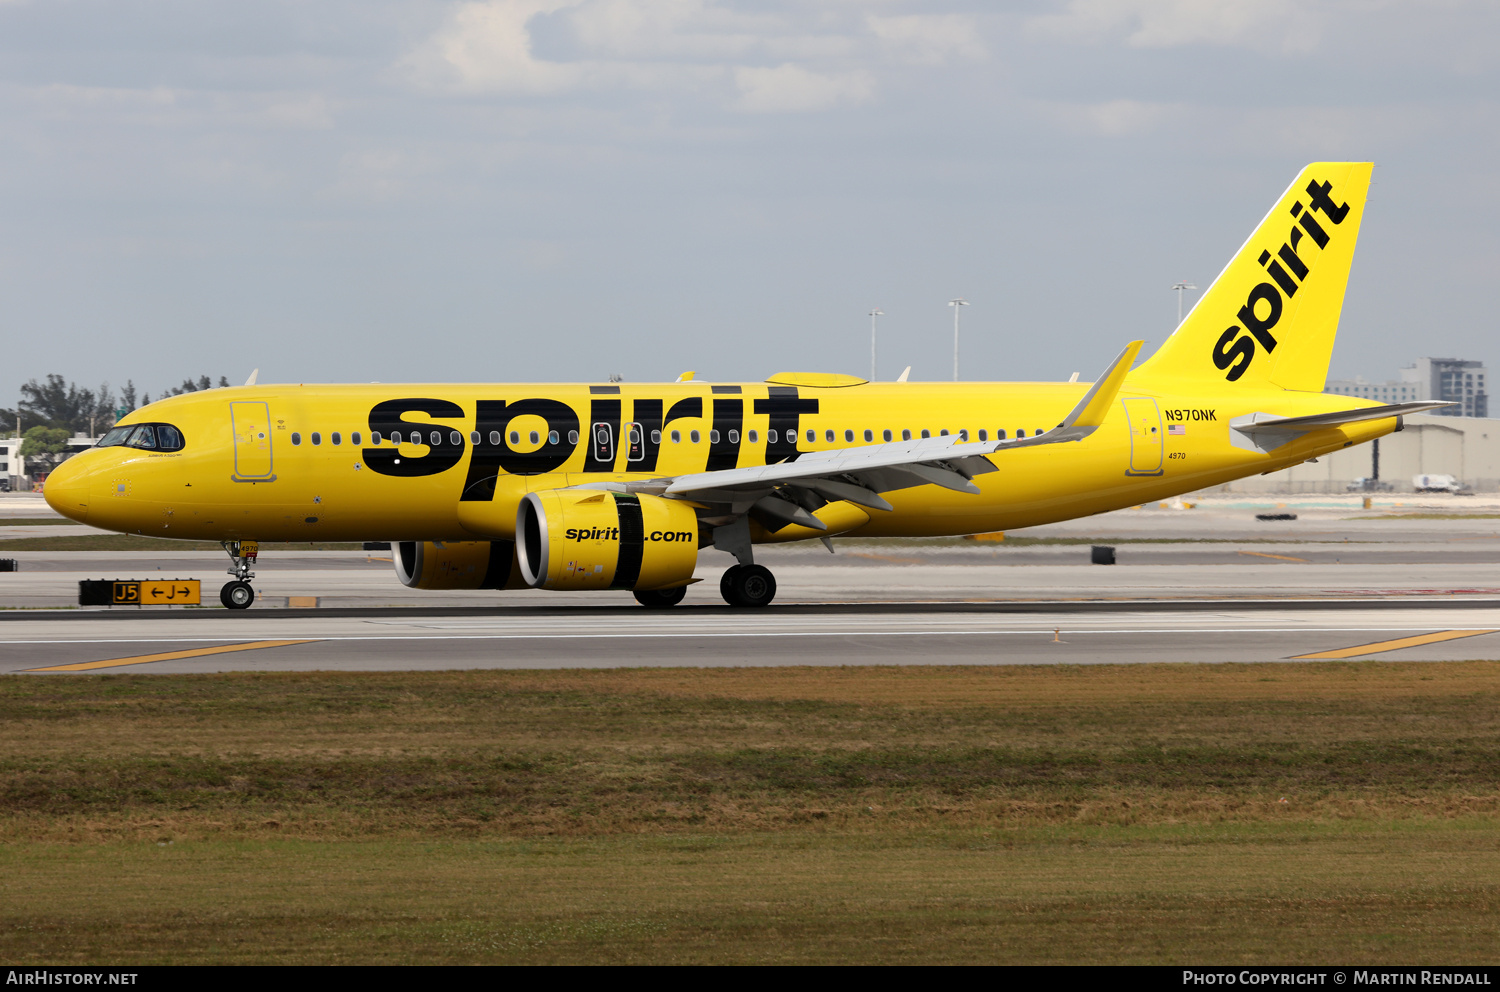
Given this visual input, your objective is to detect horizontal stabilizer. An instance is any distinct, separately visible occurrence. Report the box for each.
[1230,400,1454,453]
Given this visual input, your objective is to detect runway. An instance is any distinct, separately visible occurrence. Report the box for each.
[7,602,1500,672]
[6,494,1500,673]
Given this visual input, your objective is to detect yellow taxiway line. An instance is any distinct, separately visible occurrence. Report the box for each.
[1238,550,1310,563]
[1292,629,1499,660]
[26,640,316,672]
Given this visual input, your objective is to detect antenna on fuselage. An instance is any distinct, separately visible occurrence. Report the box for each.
[896,366,911,383]
[244,369,259,386]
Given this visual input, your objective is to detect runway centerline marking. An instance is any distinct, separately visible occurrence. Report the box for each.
[25,640,317,672]
[1291,629,1500,660]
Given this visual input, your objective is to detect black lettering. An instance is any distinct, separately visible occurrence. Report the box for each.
[611,494,643,589]
[1305,178,1350,224]
[364,398,466,478]
[1237,283,1282,352]
[460,398,580,500]
[631,398,664,471]
[1212,327,1255,382]
[1265,260,1299,298]
[754,387,819,465]
[582,398,620,473]
[1298,212,1330,249]
[1277,242,1309,280]
[663,396,703,458]
[708,398,742,471]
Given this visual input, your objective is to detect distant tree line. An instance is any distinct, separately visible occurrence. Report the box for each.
[2,374,233,438]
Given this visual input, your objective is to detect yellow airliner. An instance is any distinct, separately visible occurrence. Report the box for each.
[44,162,1446,609]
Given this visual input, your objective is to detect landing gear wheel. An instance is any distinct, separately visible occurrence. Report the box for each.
[720,564,744,604]
[220,581,255,610]
[634,586,687,608]
[724,564,776,608]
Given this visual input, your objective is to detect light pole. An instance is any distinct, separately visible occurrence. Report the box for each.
[1172,281,1197,327]
[948,298,968,381]
[868,308,883,381]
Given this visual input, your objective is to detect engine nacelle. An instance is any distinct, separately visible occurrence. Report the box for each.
[393,540,528,590]
[516,490,700,591]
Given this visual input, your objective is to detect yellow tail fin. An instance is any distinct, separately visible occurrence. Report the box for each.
[1132,162,1373,392]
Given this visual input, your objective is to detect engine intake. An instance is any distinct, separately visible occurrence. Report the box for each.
[393,540,527,590]
[516,490,700,591]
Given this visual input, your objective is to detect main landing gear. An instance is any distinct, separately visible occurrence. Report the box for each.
[220,540,259,610]
[720,563,776,608]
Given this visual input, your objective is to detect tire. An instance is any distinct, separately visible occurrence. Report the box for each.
[220,581,255,610]
[727,564,776,608]
[719,565,744,605]
[634,586,687,608]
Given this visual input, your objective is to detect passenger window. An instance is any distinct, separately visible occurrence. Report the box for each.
[689,429,700,443]
[768,429,778,444]
[671,430,681,443]
[470,432,480,445]
[843,429,852,442]
[410,431,421,445]
[748,430,758,443]
[901,429,911,441]
[291,432,301,445]
[331,432,342,446]
[882,429,892,442]
[371,431,382,444]
[940,429,949,437]
[709,429,719,443]
[352,432,362,445]
[921,429,931,439]
[1036,428,1045,436]
[728,429,739,444]
[958,429,967,441]
[488,431,500,445]
[452,431,463,446]
[549,430,559,445]
[978,429,987,441]
[509,431,520,444]
[430,431,441,446]
[651,430,661,444]
[864,430,873,442]
[311,432,322,446]
[1016,429,1025,438]
[529,430,539,445]
[997,430,1007,440]
[807,429,816,443]
[568,430,579,445]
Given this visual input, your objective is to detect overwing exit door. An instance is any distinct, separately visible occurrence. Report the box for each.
[230,401,276,482]
[1122,397,1164,476]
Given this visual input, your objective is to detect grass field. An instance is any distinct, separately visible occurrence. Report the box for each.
[3,663,1498,963]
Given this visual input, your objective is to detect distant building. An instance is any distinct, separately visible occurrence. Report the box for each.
[1328,357,1488,418]
[1,434,101,491]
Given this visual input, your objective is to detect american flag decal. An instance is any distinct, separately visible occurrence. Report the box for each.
[1167,424,1186,435]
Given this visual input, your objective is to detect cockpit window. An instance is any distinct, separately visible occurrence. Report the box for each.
[95,423,185,452]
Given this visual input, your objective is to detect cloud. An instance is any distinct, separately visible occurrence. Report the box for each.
[401,1,985,112]
[866,14,986,65]
[734,64,875,114]
[1028,0,1324,55]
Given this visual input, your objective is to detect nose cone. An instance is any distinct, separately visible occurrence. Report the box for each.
[44,456,91,521]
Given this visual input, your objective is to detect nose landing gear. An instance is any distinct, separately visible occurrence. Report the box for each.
[220,540,259,610]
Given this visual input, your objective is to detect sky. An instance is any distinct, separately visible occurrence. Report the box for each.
[2,0,1498,404]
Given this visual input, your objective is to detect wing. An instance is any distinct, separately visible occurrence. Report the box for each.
[572,340,1143,536]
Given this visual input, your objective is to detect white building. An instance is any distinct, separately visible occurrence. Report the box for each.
[1,434,101,490]
[1328,357,1488,418]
